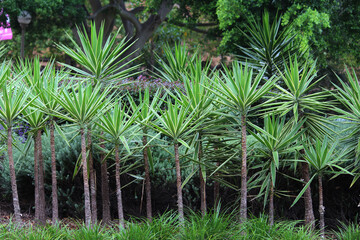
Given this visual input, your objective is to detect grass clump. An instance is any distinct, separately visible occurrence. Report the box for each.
[0,212,332,239]
[180,207,238,240]
[334,222,360,240]
[239,215,320,240]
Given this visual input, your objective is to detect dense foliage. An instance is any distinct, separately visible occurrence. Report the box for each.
[0,2,359,238]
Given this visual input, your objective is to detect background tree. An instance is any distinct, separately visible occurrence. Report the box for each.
[1,0,219,63]
[216,0,360,69]
[237,11,304,79]
[0,0,86,58]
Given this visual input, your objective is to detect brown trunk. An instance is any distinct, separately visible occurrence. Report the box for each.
[199,166,206,216]
[50,121,59,223]
[115,145,125,228]
[100,140,111,224]
[302,161,315,228]
[269,179,274,226]
[81,127,92,226]
[143,135,152,222]
[214,161,220,209]
[318,175,325,238]
[7,126,21,222]
[199,140,206,216]
[87,127,97,225]
[37,130,46,225]
[174,142,184,223]
[240,115,247,222]
[34,136,39,221]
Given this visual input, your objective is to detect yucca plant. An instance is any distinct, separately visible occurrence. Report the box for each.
[238,11,304,79]
[51,83,113,226]
[267,56,332,227]
[209,62,276,221]
[157,44,215,215]
[333,68,360,159]
[178,57,215,216]
[148,99,204,223]
[56,22,139,86]
[154,42,196,82]
[57,23,138,224]
[250,114,304,225]
[128,88,164,221]
[295,137,351,238]
[0,64,34,223]
[18,57,65,224]
[23,109,48,225]
[34,67,68,223]
[96,102,139,228]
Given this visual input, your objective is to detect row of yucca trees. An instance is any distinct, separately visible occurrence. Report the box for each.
[0,19,358,237]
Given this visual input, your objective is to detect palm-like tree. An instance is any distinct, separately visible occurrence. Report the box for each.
[51,83,112,226]
[19,57,66,224]
[56,22,139,86]
[0,66,33,223]
[23,109,47,225]
[128,89,163,221]
[250,115,303,225]
[97,102,138,227]
[154,42,196,82]
[57,23,138,223]
[298,138,350,238]
[176,58,214,215]
[155,45,214,215]
[209,62,276,221]
[238,11,303,79]
[35,68,67,223]
[148,99,203,223]
[333,68,360,157]
[269,57,332,227]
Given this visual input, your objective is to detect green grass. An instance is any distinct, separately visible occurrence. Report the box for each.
[333,222,360,240]
[0,212,335,240]
[238,215,320,240]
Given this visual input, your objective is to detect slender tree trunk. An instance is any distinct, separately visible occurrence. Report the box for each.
[198,140,206,215]
[115,145,125,228]
[50,121,59,223]
[199,166,206,216]
[37,130,46,225]
[214,161,220,208]
[7,126,21,223]
[174,142,184,223]
[81,127,92,226]
[318,175,325,238]
[302,161,315,228]
[100,139,111,224]
[269,179,274,226]
[143,134,152,221]
[240,115,247,222]
[34,136,39,221]
[87,126,97,225]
